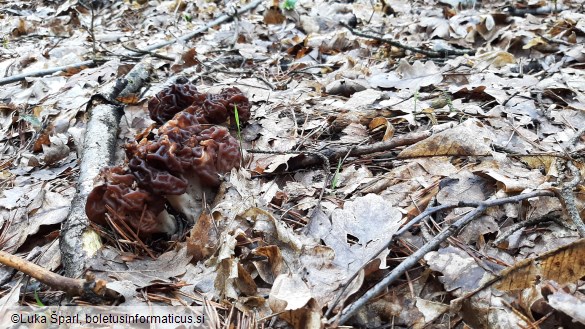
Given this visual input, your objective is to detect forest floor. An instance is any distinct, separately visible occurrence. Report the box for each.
[1,0,585,327]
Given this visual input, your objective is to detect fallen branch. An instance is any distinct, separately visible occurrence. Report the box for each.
[0,250,119,300]
[340,22,474,57]
[0,60,96,86]
[286,130,432,171]
[329,190,556,325]
[0,248,41,287]
[557,160,585,236]
[0,0,264,85]
[60,60,152,278]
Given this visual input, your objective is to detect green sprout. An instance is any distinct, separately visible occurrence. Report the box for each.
[183,13,192,22]
[234,105,243,156]
[330,158,343,190]
[413,89,419,114]
[34,290,45,307]
[282,0,297,10]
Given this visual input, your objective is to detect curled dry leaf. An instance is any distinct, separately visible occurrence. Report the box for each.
[496,238,585,291]
[269,274,312,311]
[42,136,70,165]
[369,116,395,141]
[398,119,494,158]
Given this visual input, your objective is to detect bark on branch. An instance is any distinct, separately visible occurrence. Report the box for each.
[0,250,119,300]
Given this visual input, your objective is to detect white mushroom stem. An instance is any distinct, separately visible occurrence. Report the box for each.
[155,210,177,235]
[165,172,216,224]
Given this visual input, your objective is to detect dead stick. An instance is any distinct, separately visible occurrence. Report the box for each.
[340,22,474,57]
[331,190,555,325]
[0,250,118,300]
[0,60,96,86]
[60,60,152,278]
[137,0,264,54]
[287,130,431,170]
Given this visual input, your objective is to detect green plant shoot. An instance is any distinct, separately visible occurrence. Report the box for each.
[282,0,297,10]
[234,105,243,156]
[331,158,343,190]
[34,290,45,307]
[413,90,419,113]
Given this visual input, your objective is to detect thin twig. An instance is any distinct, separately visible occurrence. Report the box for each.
[330,190,555,325]
[492,210,568,246]
[287,130,432,170]
[0,60,97,86]
[340,22,474,57]
[121,44,175,61]
[247,149,331,215]
[136,0,264,54]
[557,161,585,236]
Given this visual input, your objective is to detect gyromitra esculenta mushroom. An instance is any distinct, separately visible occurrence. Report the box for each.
[86,166,176,237]
[86,84,250,240]
[148,82,203,124]
[185,87,252,126]
[127,110,241,224]
[149,82,251,126]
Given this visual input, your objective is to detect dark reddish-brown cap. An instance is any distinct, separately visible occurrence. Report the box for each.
[185,87,251,126]
[85,166,169,236]
[126,141,189,195]
[148,82,205,124]
[127,111,241,189]
[218,87,251,124]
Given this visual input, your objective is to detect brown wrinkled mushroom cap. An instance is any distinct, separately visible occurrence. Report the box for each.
[85,166,169,237]
[148,83,204,124]
[149,83,251,126]
[128,111,241,188]
[218,87,251,124]
[185,87,251,126]
[126,141,189,195]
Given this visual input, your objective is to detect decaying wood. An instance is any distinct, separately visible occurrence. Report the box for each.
[60,60,152,278]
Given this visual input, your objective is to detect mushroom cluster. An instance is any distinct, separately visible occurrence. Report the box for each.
[86,82,250,239]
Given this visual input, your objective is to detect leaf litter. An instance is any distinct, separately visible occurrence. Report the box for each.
[1,0,585,327]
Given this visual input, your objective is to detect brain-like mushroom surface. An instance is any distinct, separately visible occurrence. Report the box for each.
[185,87,251,126]
[148,82,204,124]
[85,166,176,237]
[88,84,250,240]
[126,111,241,223]
[129,111,241,188]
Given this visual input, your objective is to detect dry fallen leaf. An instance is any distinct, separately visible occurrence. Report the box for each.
[496,238,585,291]
[399,119,494,158]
